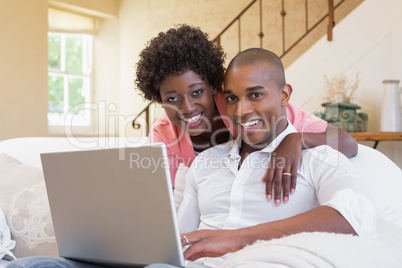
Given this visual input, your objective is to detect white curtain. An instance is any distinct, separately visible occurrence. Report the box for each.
[48,8,95,34]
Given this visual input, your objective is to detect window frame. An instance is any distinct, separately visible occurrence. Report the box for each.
[47,32,95,135]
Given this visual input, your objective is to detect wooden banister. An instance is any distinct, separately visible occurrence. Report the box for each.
[212,0,258,45]
[213,0,346,59]
[328,0,334,41]
[132,103,152,136]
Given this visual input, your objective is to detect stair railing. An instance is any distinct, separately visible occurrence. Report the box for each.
[214,0,259,51]
[132,103,151,136]
[213,0,341,59]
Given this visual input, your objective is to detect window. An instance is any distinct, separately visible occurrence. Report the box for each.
[48,32,93,129]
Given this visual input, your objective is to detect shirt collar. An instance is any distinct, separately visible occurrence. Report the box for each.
[227,120,297,158]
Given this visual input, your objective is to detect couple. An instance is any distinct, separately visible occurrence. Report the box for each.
[7,25,375,268]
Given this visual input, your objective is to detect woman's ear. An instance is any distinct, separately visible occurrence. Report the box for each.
[212,83,225,96]
[281,84,293,107]
[211,87,218,96]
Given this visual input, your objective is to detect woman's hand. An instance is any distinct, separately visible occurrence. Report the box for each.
[180,229,246,261]
[262,133,302,205]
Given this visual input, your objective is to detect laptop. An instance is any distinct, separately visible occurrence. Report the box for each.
[41,143,206,268]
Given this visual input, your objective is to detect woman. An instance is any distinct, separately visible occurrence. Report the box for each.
[135,24,358,205]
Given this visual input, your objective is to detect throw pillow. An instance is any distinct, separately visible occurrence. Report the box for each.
[0,153,58,258]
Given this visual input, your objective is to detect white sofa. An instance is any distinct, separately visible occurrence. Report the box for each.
[0,137,402,267]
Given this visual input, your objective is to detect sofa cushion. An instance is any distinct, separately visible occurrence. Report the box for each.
[0,153,58,258]
[350,144,402,228]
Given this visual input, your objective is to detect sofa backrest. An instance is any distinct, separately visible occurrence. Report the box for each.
[0,137,149,169]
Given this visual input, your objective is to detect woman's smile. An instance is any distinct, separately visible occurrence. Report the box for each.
[180,112,204,128]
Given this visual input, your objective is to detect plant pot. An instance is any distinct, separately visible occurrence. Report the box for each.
[315,102,368,132]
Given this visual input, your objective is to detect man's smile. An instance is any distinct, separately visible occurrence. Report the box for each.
[239,119,261,129]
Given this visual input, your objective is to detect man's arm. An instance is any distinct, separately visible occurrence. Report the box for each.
[182,206,355,261]
[183,148,376,261]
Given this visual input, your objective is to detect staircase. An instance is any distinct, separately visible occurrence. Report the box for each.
[214,0,364,68]
[132,0,364,135]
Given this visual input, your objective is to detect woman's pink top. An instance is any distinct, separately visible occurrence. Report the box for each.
[149,92,328,187]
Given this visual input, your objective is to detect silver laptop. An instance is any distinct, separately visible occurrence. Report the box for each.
[41,143,205,268]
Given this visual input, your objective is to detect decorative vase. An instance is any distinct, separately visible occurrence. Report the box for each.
[380,80,401,132]
[315,102,368,132]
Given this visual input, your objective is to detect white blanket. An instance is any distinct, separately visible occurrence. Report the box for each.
[218,219,402,268]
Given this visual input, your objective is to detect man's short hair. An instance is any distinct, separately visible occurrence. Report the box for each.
[227,48,286,88]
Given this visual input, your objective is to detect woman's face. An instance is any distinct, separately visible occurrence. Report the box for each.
[159,70,216,136]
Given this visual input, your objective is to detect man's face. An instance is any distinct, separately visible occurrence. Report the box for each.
[223,62,287,148]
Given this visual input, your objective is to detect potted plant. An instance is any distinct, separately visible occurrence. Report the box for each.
[315,73,368,132]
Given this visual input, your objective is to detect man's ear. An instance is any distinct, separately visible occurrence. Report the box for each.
[281,84,292,107]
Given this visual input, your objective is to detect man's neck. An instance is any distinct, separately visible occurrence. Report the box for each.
[237,120,288,169]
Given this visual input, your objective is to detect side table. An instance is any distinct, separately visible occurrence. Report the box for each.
[349,132,402,149]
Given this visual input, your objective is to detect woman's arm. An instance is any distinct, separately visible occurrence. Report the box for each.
[263,124,358,205]
[300,124,358,158]
[181,206,355,261]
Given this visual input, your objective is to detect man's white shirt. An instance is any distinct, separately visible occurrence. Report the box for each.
[177,122,377,238]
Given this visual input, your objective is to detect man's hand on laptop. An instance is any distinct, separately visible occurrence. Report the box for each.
[181,229,249,261]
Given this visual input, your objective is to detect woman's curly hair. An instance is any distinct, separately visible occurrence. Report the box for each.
[135,24,226,103]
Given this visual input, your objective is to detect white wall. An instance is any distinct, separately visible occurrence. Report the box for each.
[0,0,48,140]
[286,0,402,168]
[92,16,120,137]
[117,0,151,138]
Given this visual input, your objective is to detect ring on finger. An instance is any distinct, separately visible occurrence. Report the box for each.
[282,172,291,176]
[183,235,189,245]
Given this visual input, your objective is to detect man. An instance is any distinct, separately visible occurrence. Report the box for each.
[177,48,376,266]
